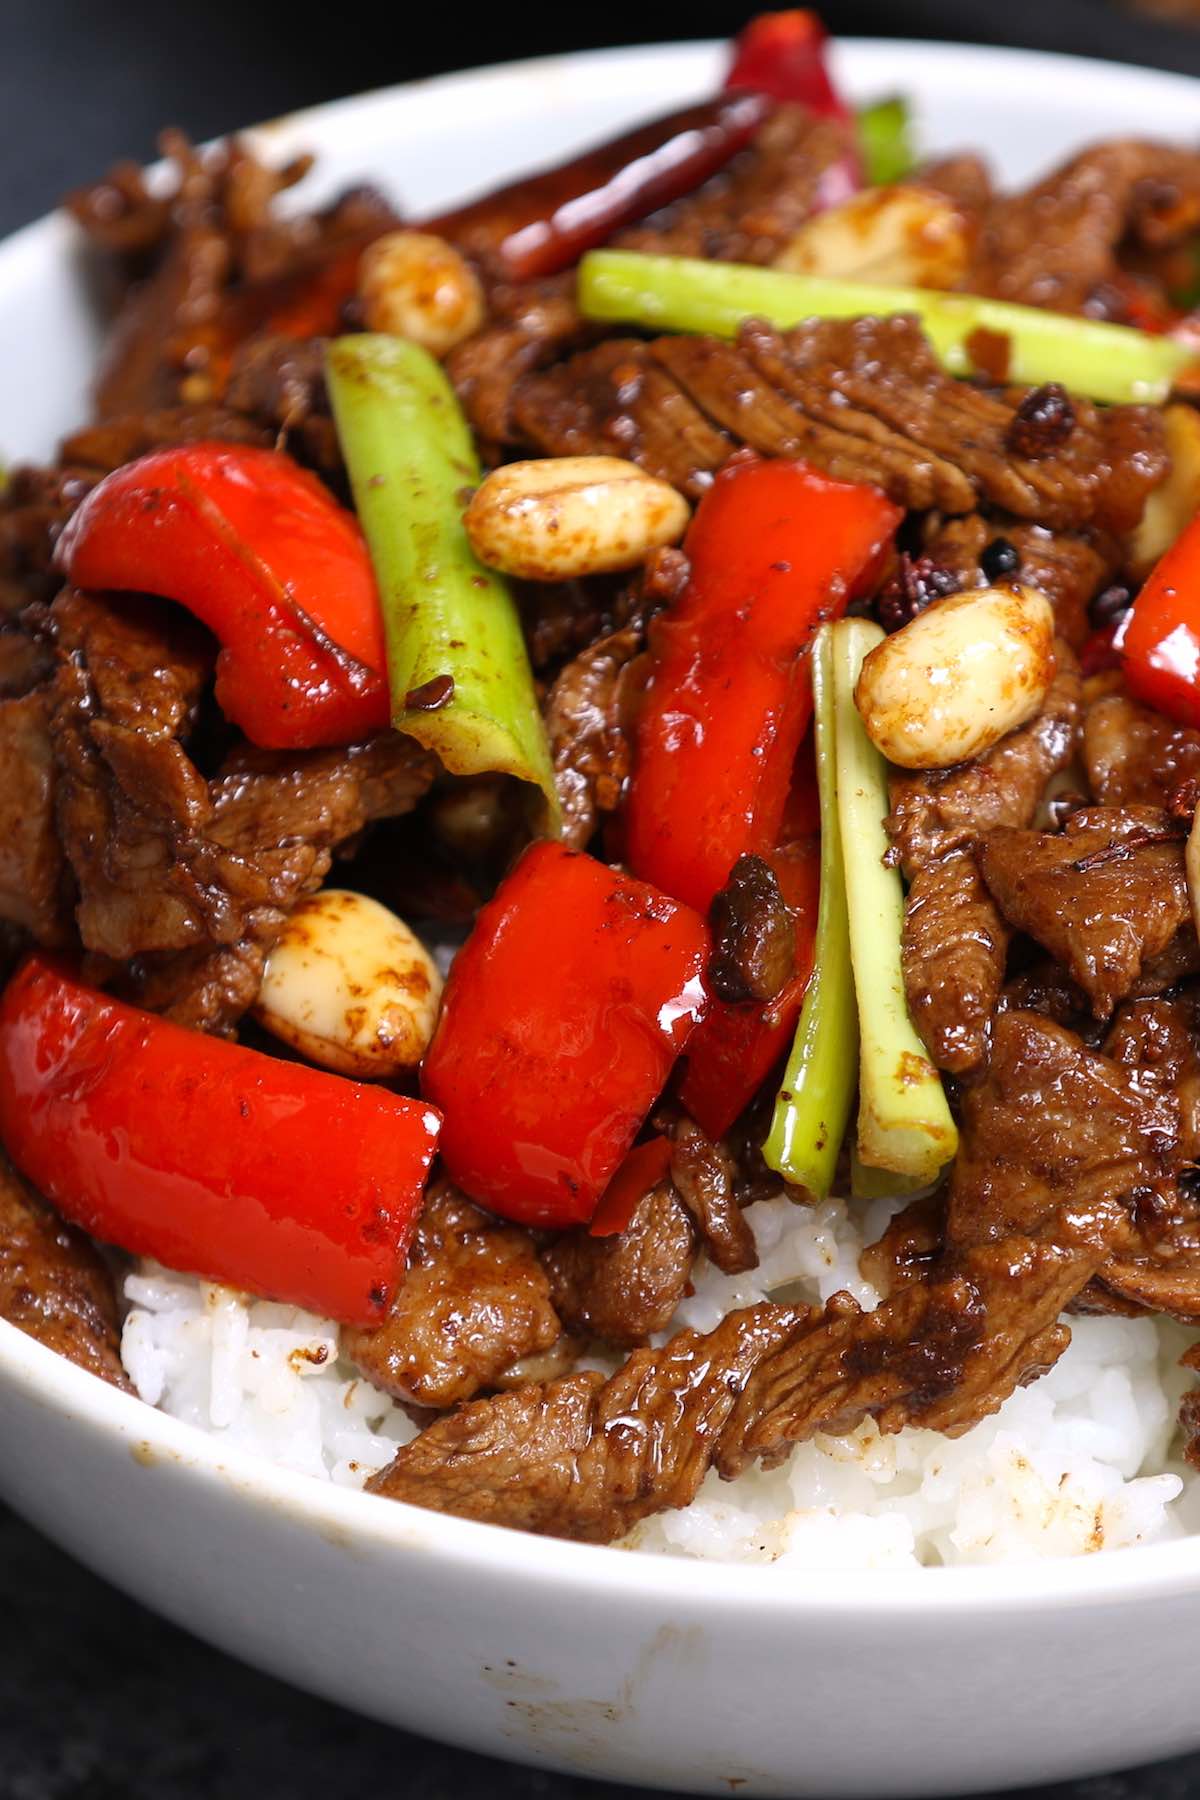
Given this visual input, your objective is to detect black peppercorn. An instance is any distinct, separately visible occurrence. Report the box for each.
[1007,382,1076,458]
[980,537,1020,582]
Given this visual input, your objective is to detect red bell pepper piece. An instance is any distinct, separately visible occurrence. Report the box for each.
[57,444,390,751]
[726,11,852,121]
[588,1135,675,1239]
[1123,515,1200,726]
[624,457,901,913]
[0,956,440,1326]
[424,91,773,284]
[421,841,709,1228]
[681,834,821,1140]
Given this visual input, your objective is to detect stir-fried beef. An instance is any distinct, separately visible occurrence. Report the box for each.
[617,107,859,265]
[735,316,1164,534]
[922,513,1119,650]
[967,140,1200,316]
[1076,997,1200,1322]
[669,1117,758,1276]
[0,1153,130,1391]
[513,341,733,500]
[707,854,795,1005]
[369,1204,1113,1541]
[888,650,1084,873]
[448,279,586,446]
[660,326,977,513]
[48,589,434,1032]
[543,1115,757,1348]
[899,851,1012,1075]
[544,1179,697,1348]
[543,620,642,849]
[0,466,98,616]
[60,405,272,474]
[0,688,70,945]
[451,108,859,447]
[344,1182,561,1409]
[368,1301,806,1538]
[1084,689,1200,810]
[946,1008,1184,1243]
[70,133,396,418]
[370,1009,1154,1541]
[515,320,1165,533]
[221,336,343,479]
[887,647,1082,1070]
[980,806,1195,1018]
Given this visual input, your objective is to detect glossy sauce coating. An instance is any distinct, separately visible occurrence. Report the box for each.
[0,957,440,1325]
[421,841,709,1227]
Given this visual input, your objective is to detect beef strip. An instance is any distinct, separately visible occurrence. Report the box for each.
[617,107,859,265]
[654,330,976,513]
[0,1153,130,1391]
[1084,689,1200,809]
[887,647,1082,1071]
[669,1118,758,1276]
[447,278,586,446]
[543,1179,698,1348]
[514,321,1165,533]
[899,851,1012,1075]
[922,513,1119,651]
[60,404,272,473]
[887,650,1084,873]
[0,466,98,616]
[543,619,643,849]
[1080,996,1200,1322]
[706,854,795,1006]
[344,1182,561,1410]
[370,1009,1154,1541]
[543,1113,757,1349]
[742,316,1163,535]
[513,341,733,501]
[980,805,1196,1018]
[48,588,434,1031]
[221,336,342,479]
[70,133,396,418]
[967,141,1200,315]
[0,688,70,945]
[452,106,859,447]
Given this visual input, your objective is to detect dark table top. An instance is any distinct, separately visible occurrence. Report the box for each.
[4,4,1200,1795]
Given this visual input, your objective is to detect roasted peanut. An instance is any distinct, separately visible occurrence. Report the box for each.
[255,890,443,1078]
[773,185,971,289]
[358,230,485,356]
[463,455,690,581]
[1126,403,1200,579]
[854,585,1056,770]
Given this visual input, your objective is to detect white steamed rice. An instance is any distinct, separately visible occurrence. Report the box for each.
[119,1190,1200,1567]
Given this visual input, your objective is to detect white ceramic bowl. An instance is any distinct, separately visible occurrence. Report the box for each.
[4,40,1200,1797]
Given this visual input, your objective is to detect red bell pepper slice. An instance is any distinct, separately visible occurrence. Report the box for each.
[424,91,773,285]
[588,1135,675,1238]
[0,957,440,1326]
[57,444,390,751]
[726,11,852,121]
[624,456,901,913]
[1123,514,1200,726]
[681,834,821,1140]
[421,841,709,1228]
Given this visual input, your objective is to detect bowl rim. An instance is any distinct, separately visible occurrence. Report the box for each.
[5,31,1200,1616]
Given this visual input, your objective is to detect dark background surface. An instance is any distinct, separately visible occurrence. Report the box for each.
[4,2,1200,1796]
